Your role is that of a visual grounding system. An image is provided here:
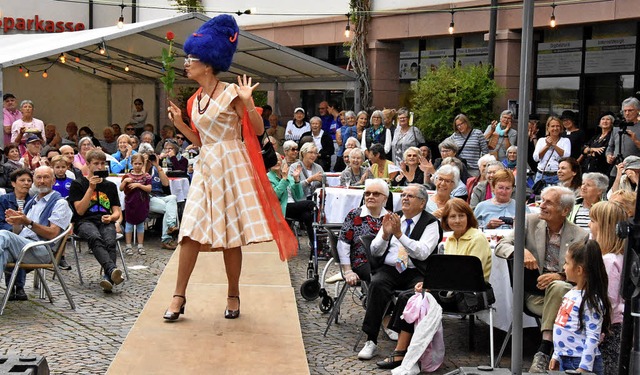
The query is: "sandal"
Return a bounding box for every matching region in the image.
[375,350,406,369]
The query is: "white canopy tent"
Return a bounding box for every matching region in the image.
[0,12,358,146]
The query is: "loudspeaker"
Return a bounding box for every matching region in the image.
[0,355,49,375]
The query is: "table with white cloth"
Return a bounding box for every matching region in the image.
[325,173,341,187]
[106,175,190,210]
[441,229,539,332]
[318,187,436,224]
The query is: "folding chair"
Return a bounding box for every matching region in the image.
[423,254,497,368]
[68,232,130,285]
[1,225,74,315]
[323,228,368,336]
[495,257,542,367]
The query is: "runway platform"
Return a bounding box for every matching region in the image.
[107,242,309,374]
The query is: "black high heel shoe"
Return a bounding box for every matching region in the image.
[224,296,240,319]
[163,295,186,321]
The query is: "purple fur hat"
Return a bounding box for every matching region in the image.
[184,15,239,73]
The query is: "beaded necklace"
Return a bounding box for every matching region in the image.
[197,80,220,115]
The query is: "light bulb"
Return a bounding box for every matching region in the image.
[344,24,351,38]
[25,71,30,78]
[75,57,81,63]
[42,70,48,78]
[449,22,455,34]
[117,15,124,29]
[59,53,66,63]
[550,15,556,28]
[99,46,106,55]
[19,66,23,73]
[124,65,130,72]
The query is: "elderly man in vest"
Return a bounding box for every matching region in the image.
[0,166,72,299]
[357,183,442,360]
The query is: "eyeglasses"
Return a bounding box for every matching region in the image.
[364,191,384,197]
[176,136,184,140]
[289,148,298,151]
[436,177,454,184]
[398,116,408,121]
[126,128,135,131]
[184,56,200,65]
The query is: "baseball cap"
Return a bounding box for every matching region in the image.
[3,93,16,101]
[26,135,42,144]
[294,107,305,115]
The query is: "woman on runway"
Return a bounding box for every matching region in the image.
[164,15,296,321]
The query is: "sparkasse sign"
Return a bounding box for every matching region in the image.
[1,15,86,33]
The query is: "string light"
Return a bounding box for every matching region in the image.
[236,8,255,16]
[99,42,106,55]
[448,11,455,34]
[42,70,48,78]
[344,13,351,38]
[24,70,30,78]
[59,53,66,63]
[75,56,81,63]
[19,66,23,73]
[124,65,130,72]
[550,2,557,28]
[117,1,125,28]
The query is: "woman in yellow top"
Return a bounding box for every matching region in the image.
[442,198,492,281]
[368,143,398,181]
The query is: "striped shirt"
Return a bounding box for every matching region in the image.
[447,129,489,170]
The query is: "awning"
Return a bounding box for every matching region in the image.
[0,12,357,91]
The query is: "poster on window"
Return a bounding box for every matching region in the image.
[456,47,489,67]
[537,40,582,76]
[419,49,454,77]
[585,37,636,74]
[399,51,419,80]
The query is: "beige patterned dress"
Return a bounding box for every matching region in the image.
[178,84,273,250]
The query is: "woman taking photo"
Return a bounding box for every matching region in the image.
[581,114,613,175]
[473,169,525,229]
[533,116,571,184]
[446,113,489,177]
[392,146,425,186]
[164,15,296,321]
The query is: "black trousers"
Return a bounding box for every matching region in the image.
[76,221,117,276]
[285,200,316,245]
[362,265,423,342]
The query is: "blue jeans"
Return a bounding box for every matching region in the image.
[124,222,145,234]
[534,172,559,185]
[558,355,603,375]
[0,231,50,289]
[149,195,178,243]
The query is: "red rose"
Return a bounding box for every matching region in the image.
[166,31,175,41]
[345,231,353,241]
[353,216,363,226]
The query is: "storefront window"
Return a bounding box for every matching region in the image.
[536,76,580,124]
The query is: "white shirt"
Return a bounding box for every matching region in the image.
[533,137,571,172]
[371,212,440,269]
[285,121,310,142]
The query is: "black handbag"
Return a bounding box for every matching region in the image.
[261,137,278,170]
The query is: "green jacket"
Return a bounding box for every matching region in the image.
[267,171,305,215]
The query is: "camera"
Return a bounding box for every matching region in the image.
[148,154,157,162]
[94,170,109,178]
[498,216,514,225]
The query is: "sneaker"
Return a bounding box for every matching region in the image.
[58,257,72,270]
[529,351,550,373]
[161,240,178,250]
[125,246,134,256]
[110,268,124,285]
[100,277,113,292]
[384,327,399,341]
[137,246,146,255]
[357,340,378,360]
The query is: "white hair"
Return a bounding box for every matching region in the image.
[477,153,497,169]
[435,164,460,185]
[364,178,389,197]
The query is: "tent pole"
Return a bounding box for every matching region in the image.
[274,80,280,117]
[107,81,113,126]
[513,0,535,374]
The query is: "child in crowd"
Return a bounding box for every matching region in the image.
[589,201,627,374]
[119,154,151,255]
[550,240,611,375]
[51,155,73,197]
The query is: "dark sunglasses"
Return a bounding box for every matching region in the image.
[176,136,184,140]
[290,148,298,151]
[126,128,135,131]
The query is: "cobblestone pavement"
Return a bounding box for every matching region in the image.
[0,233,538,374]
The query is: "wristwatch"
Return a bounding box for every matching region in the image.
[26,220,34,229]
